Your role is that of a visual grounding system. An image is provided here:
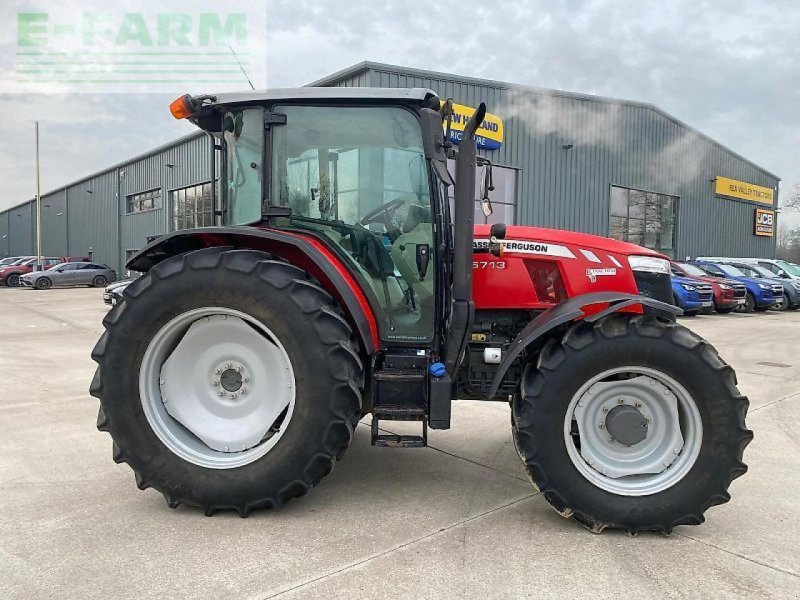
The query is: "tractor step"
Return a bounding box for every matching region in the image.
[371,406,427,448]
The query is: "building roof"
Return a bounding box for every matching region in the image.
[311,61,780,181]
[210,87,436,105]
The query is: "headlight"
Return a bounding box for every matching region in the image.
[718,284,732,290]
[758,283,769,290]
[680,283,697,291]
[629,255,670,274]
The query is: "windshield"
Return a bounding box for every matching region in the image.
[270,104,435,343]
[741,264,773,278]
[677,263,706,277]
[777,260,800,276]
[719,264,746,277]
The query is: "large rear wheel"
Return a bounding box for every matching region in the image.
[91,248,364,516]
[512,314,752,534]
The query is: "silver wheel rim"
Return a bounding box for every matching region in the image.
[564,366,702,496]
[139,307,296,469]
[38,278,51,289]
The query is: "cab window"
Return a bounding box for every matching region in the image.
[270,105,435,343]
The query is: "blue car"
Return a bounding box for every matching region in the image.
[691,261,778,312]
[671,275,714,316]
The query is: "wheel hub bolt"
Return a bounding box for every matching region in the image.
[608,437,615,443]
[225,363,231,369]
[217,391,224,397]
[212,381,219,386]
[602,407,609,412]
[617,398,624,404]
[214,369,220,375]
[598,423,605,429]
[634,401,642,408]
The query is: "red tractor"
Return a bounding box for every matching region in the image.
[92,89,752,533]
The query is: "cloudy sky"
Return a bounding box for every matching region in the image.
[1,0,798,227]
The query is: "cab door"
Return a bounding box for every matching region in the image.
[268,104,438,345]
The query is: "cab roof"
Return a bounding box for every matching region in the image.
[208,87,437,107]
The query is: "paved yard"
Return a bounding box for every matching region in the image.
[0,287,798,599]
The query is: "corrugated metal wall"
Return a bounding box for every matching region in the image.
[67,172,119,268]
[322,64,779,259]
[8,201,34,256]
[120,133,212,260]
[0,211,9,258]
[40,190,68,257]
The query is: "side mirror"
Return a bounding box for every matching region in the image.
[480,198,493,217]
[781,272,790,279]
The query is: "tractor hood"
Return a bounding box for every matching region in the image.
[473,224,667,259]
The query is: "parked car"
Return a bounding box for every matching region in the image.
[726,262,800,311]
[0,256,32,267]
[671,274,714,316]
[670,261,746,313]
[691,261,780,312]
[697,256,800,282]
[103,278,133,305]
[20,262,116,290]
[0,257,61,287]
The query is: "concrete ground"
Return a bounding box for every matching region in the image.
[0,287,798,600]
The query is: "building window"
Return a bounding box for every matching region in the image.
[172,182,213,230]
[446,161,518,225]
[126,188,162,213]
[609,186,677,255]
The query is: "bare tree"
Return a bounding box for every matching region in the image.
[782,182,800,211]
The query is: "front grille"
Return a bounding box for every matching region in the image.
[732,284,746,299]
[633,271,672,305]
[695,283,713,302]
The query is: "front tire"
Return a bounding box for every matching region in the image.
[512,314,752,534]
[91,248,364,516]
[92,275,108,287]
[773,293,789,311]
[35,277,52,290]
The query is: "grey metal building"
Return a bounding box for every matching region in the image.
[0,61,780,273]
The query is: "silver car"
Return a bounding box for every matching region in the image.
[21,262,117,290]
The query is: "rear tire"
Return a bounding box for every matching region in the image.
[6,273,20,287]
[91,248,364,516]
[511,314,752,534]
[35,277,52,290]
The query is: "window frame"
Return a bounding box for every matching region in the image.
[170,181,214,231]
[125,187,163,214]
[608,184,679,255]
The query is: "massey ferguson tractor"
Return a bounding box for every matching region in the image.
[91,88,752,533]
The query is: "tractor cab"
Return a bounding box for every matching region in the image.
[170,89,465,348]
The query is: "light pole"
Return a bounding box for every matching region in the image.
[35,121,42,270]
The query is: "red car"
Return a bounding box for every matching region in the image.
[0,256,90,287]
[670,261,746,313]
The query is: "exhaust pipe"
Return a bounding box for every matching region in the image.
[444,102,486,374]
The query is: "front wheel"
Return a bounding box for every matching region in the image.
[35,277,52,290]
[92,275,108,287]
[91,248,364,516]
[773,293,789,311]
[512,314,752,534]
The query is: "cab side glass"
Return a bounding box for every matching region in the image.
[223,107,264,225]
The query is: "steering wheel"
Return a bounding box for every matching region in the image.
[359,197,407,227]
